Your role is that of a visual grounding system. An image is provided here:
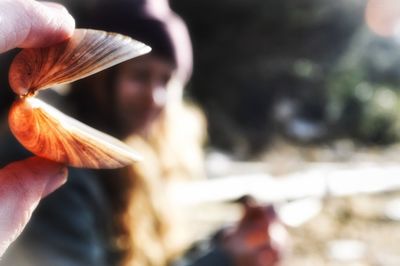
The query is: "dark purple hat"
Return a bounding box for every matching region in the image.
[82,0,193,84]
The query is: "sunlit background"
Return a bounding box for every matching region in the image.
[171,1,400,265]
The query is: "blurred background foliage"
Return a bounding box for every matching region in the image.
[169,0,400,156]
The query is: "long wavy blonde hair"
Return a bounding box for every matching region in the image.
[115,78,206,266]
[67,64,204,265]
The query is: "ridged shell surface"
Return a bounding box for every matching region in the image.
[9,97,142,168]
[9,29,151,95]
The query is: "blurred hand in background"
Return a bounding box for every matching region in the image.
[221,197,288,266]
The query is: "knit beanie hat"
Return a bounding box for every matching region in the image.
[81,0,193,84]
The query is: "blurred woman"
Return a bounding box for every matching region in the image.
[70,2,206,264]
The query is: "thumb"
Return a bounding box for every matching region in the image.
[0,0,75,53]
[0,156,67,256]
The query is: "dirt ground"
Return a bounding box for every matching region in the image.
[284,192,400,266]
[181,141,400,266]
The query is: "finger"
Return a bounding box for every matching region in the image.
[0,0,75,53]
[0,156,67,256]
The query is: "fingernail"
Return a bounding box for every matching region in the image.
[40,2,76,37]
[42,167,68,197]
[40,2,67,11]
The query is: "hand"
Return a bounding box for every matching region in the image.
[222,229,280,266]
[221,197,287,266]
[0,0,74,256]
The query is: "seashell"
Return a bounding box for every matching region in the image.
[9,97,142,168]
[9,29,151,96]
[7,29,150,168]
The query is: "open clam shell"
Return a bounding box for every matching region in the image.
[9,97,142,169]
[7,28,151,169]
[9,29,151,96]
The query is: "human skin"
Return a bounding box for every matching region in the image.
[0,0,75,53]
[221,198,283,266]
[114,54,174,136]
[0,0,74,256]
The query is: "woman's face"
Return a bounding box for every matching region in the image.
[115,54,175,135]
